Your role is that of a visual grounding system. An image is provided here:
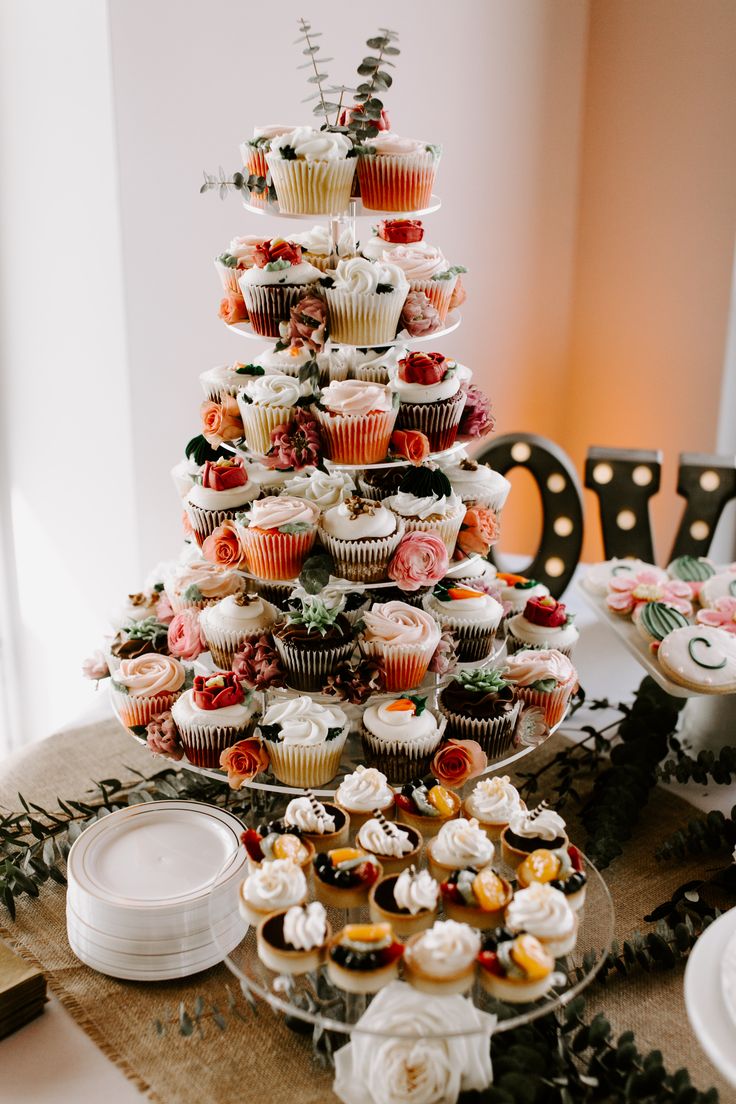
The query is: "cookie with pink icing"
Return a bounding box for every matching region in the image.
[657,626,736,694]
[606,570,693,618]
[696,597,736,636]
[699,570,736,609]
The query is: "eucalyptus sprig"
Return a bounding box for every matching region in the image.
[199,166,276,204]
[294,18,338,128]
[345,29,400,144]
[658,745,736,787]
[655,805,736,861]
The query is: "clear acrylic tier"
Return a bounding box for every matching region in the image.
[224,309,461,347]
[241,194,442,220]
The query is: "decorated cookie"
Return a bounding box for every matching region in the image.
[606,571,693,618]
[583,558,667,596]
[657,626,736,694]
[633,601,690,649]
[696,597,736,636]
[666,555,716,597]
[699,571,736,609]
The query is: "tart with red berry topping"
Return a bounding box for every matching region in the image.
[241,821,315,875]
[477,928,555,1002]
[516,846,587,911]
[327,922,404,994]
[312,848,382,909]
[440,867,513,930]
[394,776,461,840]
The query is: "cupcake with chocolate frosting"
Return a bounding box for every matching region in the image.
[273,597,354,692]
[361,695,444,784]
[438,668,521,758]
[424,579,503,662]
[199,593,278,670]
[384,465,466,557]
[390,352,467,451]
[318,494,404,582]
[357,464,406,502]
[110,617,170,662]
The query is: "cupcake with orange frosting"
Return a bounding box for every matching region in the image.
[356,134,441,212]
[311,379,398,465]
[238,496,320,581]
[358,600,441,691]
[171,671,255,768]
[110,654,187,728]
[496,574,551,616]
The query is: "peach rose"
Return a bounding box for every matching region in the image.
[167,608,205,661]
[182,509,194,538]
[218,292,248,325]
[201,394,244,448]
[456,507,501,558]
[390,429,430,466]
[430,738,487,789]
[202,520,248,569]
[220,738,269,790]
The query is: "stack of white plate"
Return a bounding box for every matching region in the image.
[66,800,248,981]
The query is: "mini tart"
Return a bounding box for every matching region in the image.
[500,824,569,870]
[334,798,395,834]
[326,923,404,994]
[395,782,461,840]
[426,835,494,884]
[241,826,316,876]
[287,803,351,854]
[440,868,513,931]
[237,880,307,928]
[477,930,555,1003]
[256,909,331,975]
[461,793,527,843]
[312,848,383,910]
[516,847,587,912]
[356,823,423,877]
[368,874,438,937]
[402,931,477,996]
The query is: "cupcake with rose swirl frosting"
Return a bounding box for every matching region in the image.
[335,765,395,831]
[424,578,503,662]
[369,866,440,936]
[361,695,444,784]
[312,379,399,465]
[323,257,409,346]
[505,883,578,957]
[283,466,356,511]
[236,371,312,455]
[171,671,255,768]
[438,668,521,757]
[238,858,307,927]
[199,593,278,670]
[383,243,463,322]
[266,127,356,215]
[110,654,186,728]
[318,495,404,583]
[462,776,526,841]
[390,352,467,451]
[503,649,578,728]
[358,600,441,691]
[256,902,331,976]
[282,796,350,853]
[257,695,348,788]
[238,239,321,338]
[356,816,422,875]
[272,596,354,692]
[356,134,442,213]
[384,465,466,558]
[163,560,245,613]
[501,806,568,868]
[426,816,495,882]
[238,495,320,581]
[403,918,480,995]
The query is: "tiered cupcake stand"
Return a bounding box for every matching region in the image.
[111,190,615,1052]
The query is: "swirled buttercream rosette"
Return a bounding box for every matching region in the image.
[323,258,409,346]
[358,601,441,692]
[236,372,311,455]
[258,695,349,788]
[110,653,187,728]
[239,496,319,581]
[356,133,442,212]
[503,648,578,729]
[266,127,356,215]
[311,379,398,465]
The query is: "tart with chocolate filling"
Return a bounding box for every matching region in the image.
[256,902,331,975]
[327,922,404,993]
[312,847,382,909]
[368,867,439,937]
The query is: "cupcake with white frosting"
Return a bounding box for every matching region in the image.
[361,695,444,784]
[283,795,350,853]
[256,902,331,975]
[384,465,466,557]
[110,654,186,728]
[424,578,503,662]
[184,457,256,546]
[505,882,578,957]
[163,560,245,613]
[403,918,480,995]
[236,371,312,455]
[503,649,578,728]
[369,866,440,936]
[323,257,409,346]
[356,816,422,875]
[506,597,579,658]
[439,450,512,512]
[345,344,406,385]
[198,593,278,669]
[171,671,255,768]
[425,817,495,882]
[311,379,398,465]
[238,858,307,927]
[240,124,297,196]
[356,134,441,213]
[335,765,395,831]
[318,494,404,582]
[238,239,321,338]
[496,574,551,616]
[243,461,294,500]
[462,775,526,841]
[501,805,568,868]
[358,600,441,691]
[266,127,356,215]
[238,496,320,581]
[214,234,266,306]
[284,467,356,511]
[199,361,252,402]
[257,694,348,788]
[390,352,467,452]
[292,223,356,272]
[253,343,347,388]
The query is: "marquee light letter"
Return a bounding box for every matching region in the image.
[669,452,736,560]
[584,447,662,561]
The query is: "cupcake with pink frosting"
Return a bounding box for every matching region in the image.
[370,239,462,323]
[358,600,441,691]
[356,134,442,212]
[239,495,320,581]
[184,457,256,547]
[503,649,578,728]
[163,560,245,613]
[110,653,186,728]
[311,379,398,465]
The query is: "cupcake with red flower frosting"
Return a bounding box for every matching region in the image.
[389,352,467,451]
[356,134,441,212]
[111,654,187,728]
[384,465,466,557]
[238,495,320,581]
[184,457,256,547]
[361,218,425,260]
[358,600,441,691]
[238,239,321,338]
[424,579,503,662]
[311,379,398,465]
[506,597,579,658]
[266,127,356,216]
[503,649,578,728]
[344,345,406,385]
[171,671,255,768]
[322,257,409,346]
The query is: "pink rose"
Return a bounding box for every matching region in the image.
[430,739,488,789]
[202,520,248,569]
[201,395,244,448]
[399,290,441,338]
[388,531,449,591]
[82,650,109,681]
[155,591,175,625]
[146,710,183,761]
[167,608,205,660]
[458,385,494,438]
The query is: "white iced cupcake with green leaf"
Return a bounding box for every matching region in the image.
[266,127,356,215]
[323,257,409,346]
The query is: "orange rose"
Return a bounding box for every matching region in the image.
[202,520,248,569]
[220,738,269,789]
[456,507,501,558]
[218,292,248,325]
[182,509,194,538]
[390,429,431,466]
[430,739,487,789]
[201,394,244,447]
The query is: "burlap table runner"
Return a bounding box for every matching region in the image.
[0,717,729,1102]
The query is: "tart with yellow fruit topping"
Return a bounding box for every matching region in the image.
[313,847,382,909]
[361,695,444,785]
[394,775,462,839]
[516,845,587,911]
[440,866,513,930]
[327,922,404,994]
[477,928,555,1002]
[241,820,315,875]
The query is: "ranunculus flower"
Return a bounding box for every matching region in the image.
[524,596,568,628]
[389,429,430,466]
[399,290,441,338]
[155,591,175,625]
[220,738,269,789]
[339,103,391,131]
[252,238,302,268]
[448,275,466,311]
[82,650,109,681]
[232,634,286,690]
[430,738,487,789]
[202,457,247,491]
[458,384,494,438]
[202,520,248,569]
[287,294,328,353]
[201,394,244,448]
[398,351,447,386]
[268,408,322,470]
[193,671,244,710]
[146,710,184,761]
[378,219,423,244]
[456,507,501,558]
[388,531,448,591]
[167,608,206,660]
[218,293,248,325]
[428,630,458,676]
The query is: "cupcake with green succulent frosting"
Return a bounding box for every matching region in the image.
[423,578,503,662]
[273,596,354,692]
[384,464,466,557]
[438,668,521,757]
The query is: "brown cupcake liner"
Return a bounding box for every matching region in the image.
[324,286,407,346]
[240,526,317,581]
[394,388,466,452]
[240,283,317,338]
[317,520,405,583]
[360,726,443,785]
[373,585,431,608]
[356,153,438,212]
[178,721,254,769]
[273,636,355,692]
[266,155,356,216]
[435,702,519,758]
[254,580,296,609]
[238,399,296,456]
[311,405,398,465]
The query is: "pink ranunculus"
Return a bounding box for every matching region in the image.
[399,290,441,338]
[155,591,175,625]
[428,630,458,676]
[387,531,449,592]
[146,710,184,761]
[167,608,205,660]
[82,650,109,681]
[696,597,736,635]
[458,384,494,438]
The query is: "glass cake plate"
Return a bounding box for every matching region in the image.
[224,309,461,347]
[240,194,443,220]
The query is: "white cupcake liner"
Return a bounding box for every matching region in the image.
[177,720,253,769]
[409,276,456,322]
[311,404,398,465]
[273,636,356,692]
[240,526,317,581]
[214,259,244,297]
[510,684,573,729]
[110,688,180,729]
[263,728,348,788]
[241,283,317,338]
[505,631,576,660]
[349,364,391,385]
[437,700,521,758]
[358,636,438,692]
[392,504,466,558]
[200,379,241,402]
[360,724,444,785]
[324,286,408,346]
[237,397,296,456]
[394,389,466,452]
[266,155,356,215]
[458,490,507,513]
[317,519,405,582]
[185,503,250,548]
[356,152,439,212]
